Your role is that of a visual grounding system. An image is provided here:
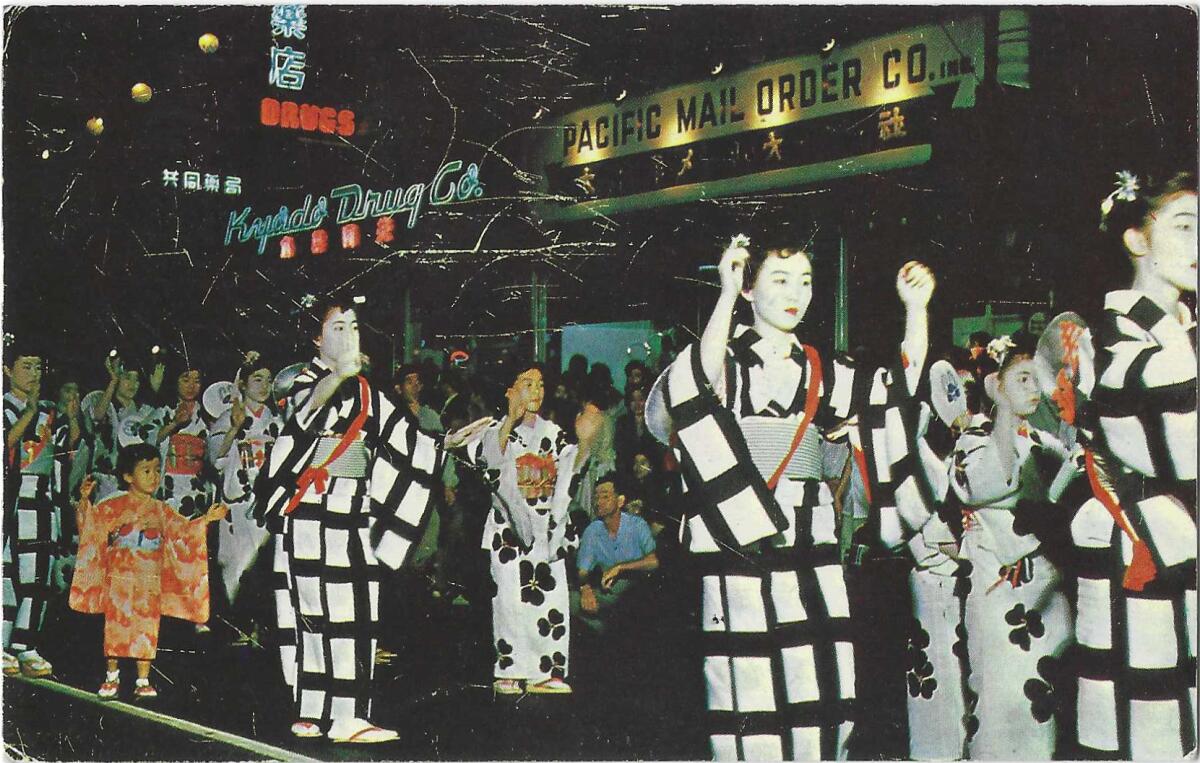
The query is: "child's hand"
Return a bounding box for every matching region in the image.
[204,503,230,523]
[78,475,97,507]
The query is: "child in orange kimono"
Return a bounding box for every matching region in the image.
[70,443,227,699]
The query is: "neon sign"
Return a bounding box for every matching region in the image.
[269,5,308,91]
[162,168,241,194]
[224,160,485,254]
[261,97,355,136]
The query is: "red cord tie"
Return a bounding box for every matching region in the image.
[283,376,370,516]
[766,345,822,492]
[1084,448,1156,591]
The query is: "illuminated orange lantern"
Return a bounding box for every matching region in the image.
[279,236,296,259]
[341,224,361,250]
[311,229,328,255]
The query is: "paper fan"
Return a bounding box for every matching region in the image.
[929,360,968,428]
[202,381,237,421]
[1035,312,1095,428]
[644,368,674,446]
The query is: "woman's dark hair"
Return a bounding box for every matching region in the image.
[237,353,273,389]
[742,246,813,292]
[116,443,161,488]
[308,296,357,340]
[967,331,992,349]
[998,332,1039,377]
[506,359,543,388]
[1101,168,1197,235]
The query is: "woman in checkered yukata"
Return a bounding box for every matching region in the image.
[652,234,933,760]
[1069,168,1196,759]
[2,337,74,679]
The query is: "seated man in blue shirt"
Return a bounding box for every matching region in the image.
[572,472,658,633]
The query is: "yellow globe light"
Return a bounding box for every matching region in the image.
[131,82,153,103]
[198,33,219,54]
[86,117,104,136]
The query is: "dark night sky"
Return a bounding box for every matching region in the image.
[2,5,1196,389]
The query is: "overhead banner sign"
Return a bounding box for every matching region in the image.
[553,16,984,168]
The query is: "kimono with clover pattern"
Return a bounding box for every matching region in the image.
[467,416,585,682]
[950,416,1075,759]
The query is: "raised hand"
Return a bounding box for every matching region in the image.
[505,384,528,423]
[896,261,935,309]
[334,350,362,380]
[204,503,230,523]
[445,416,495,449]
[229,398,247,430]
[79,475,97,504]
[574,403,604,448]
[150,362,166,393]
[718,242,751,300]
[105,355,121,381]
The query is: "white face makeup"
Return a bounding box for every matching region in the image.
[315,307,360,366]
[997,357,1042,419]
[744,252,814,334]
[1134,191,1198,295]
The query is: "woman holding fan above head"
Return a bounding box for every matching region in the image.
[648,234,934,760]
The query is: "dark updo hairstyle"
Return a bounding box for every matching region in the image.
[307,295,358,341]
[116,443,162,488]
[741,245,813,293]
[238,352,272,386]
[980,332,1039,411]
[1099,167,1196,236]
[997,331,1039,376]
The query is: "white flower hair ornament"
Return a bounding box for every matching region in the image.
[986,335,1017,366]
[729,233,750,249]
[1099,170,1140,229]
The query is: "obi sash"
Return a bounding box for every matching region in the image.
[737,416,823,482]
[167,433,205,476]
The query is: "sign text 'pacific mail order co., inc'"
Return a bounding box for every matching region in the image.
[554,16,984,168]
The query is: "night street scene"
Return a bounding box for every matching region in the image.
[1,4,1196,761]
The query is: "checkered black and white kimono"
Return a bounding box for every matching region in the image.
[1072,290,1196,759]
[254,359,445,729]
[3,393,70,655]
[661,326,921,761]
